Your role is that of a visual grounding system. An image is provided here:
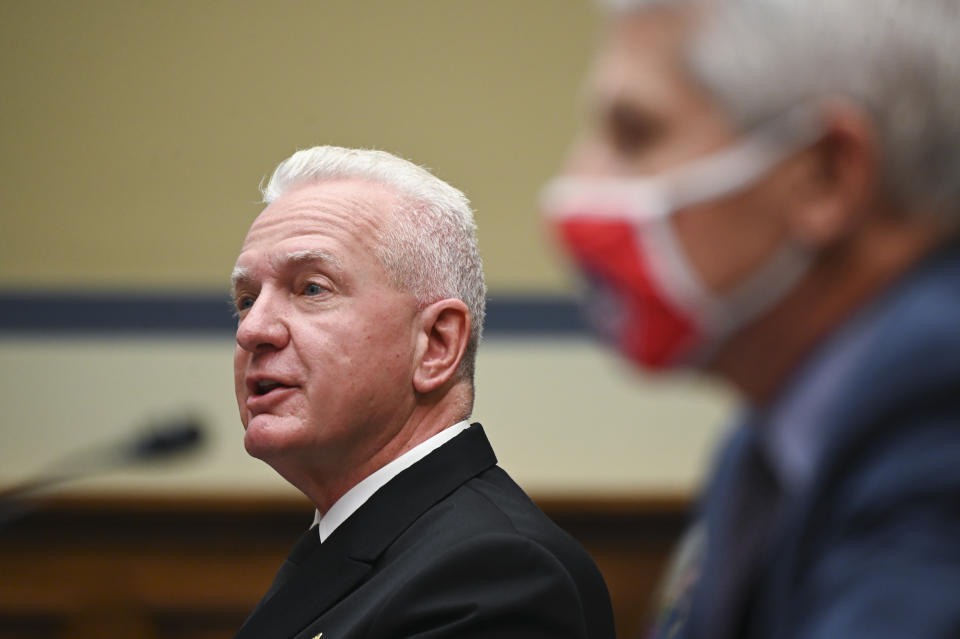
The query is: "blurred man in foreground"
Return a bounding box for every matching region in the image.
[230,146,613,639]
[542,0,960,637]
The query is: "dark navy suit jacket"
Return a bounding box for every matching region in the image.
[235,424,615,639]
[680,244,960,639]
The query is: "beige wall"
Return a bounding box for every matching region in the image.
[0,336,732,497]
[1,0,598,292]
[0,1,734,498]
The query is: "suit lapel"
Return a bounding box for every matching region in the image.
[331,423,497,561]
[689,425,782,639]
[235,423,498,639]
[252,526,323,614]
[234,542,371,639]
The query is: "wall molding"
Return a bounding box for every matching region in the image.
[0,291,588,336]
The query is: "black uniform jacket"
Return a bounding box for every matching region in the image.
[235,423,615,639]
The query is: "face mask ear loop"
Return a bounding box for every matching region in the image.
[680,104,823,358]
[653,104,827,364]
[661,103,825,212]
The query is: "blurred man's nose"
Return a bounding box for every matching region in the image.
[564,132,620,178]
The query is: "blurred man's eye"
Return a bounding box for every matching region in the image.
[607,103,663,155]
[304,283,327,296]
[232,295,255,320]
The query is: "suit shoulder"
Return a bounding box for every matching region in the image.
[377,467,615,638]
[432,466,574,543]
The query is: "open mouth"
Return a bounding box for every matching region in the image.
[252,379,292,396]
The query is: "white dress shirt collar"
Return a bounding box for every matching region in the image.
[312,420,472,542]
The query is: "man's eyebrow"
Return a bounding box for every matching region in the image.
[230,250,344,294]
[230,266,252,293]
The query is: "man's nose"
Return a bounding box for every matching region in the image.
[565,134,620,177]
[236,291,290,352]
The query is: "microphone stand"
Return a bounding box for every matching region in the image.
[0,416,205,531]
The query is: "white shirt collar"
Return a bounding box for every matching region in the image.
[311,420,472,542]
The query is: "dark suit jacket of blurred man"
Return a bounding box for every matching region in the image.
[679,243,960,639]
[235,424,616,639]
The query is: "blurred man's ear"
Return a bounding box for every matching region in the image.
[785,100,880,248]
[413,299,471,394]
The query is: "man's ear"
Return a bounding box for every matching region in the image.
[413,299,471,394]
[784,100,880,248]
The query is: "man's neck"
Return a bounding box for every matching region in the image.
[312,420,473,541]
[708,216,946,406]
[293,383,473,513]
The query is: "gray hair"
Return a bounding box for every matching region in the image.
[262,146,487,383]
[607,0,960,222]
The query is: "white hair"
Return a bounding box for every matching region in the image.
[262,146,487,382]
[606,0,960,222]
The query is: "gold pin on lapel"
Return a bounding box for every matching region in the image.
[311,634,323,639]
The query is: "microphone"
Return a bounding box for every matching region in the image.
[0,414,205,524]
[124,415,204,462]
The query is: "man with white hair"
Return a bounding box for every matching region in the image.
[232,146,614,639]
[542,0,960,637]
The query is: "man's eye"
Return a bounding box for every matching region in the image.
[304,283,327,296]
[607,104,663,156]
[236,296,255,312]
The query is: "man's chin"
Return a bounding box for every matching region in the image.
[243,414,302,460]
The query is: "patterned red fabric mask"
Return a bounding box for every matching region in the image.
[542,107,821,370]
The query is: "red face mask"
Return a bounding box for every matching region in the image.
[542,107,821,370]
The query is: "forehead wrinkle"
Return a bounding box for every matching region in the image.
[273,248,344,273]
[237,181,399,281]
[282,182,397,223]
[249,190,394,246]
[312,191,396,247]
